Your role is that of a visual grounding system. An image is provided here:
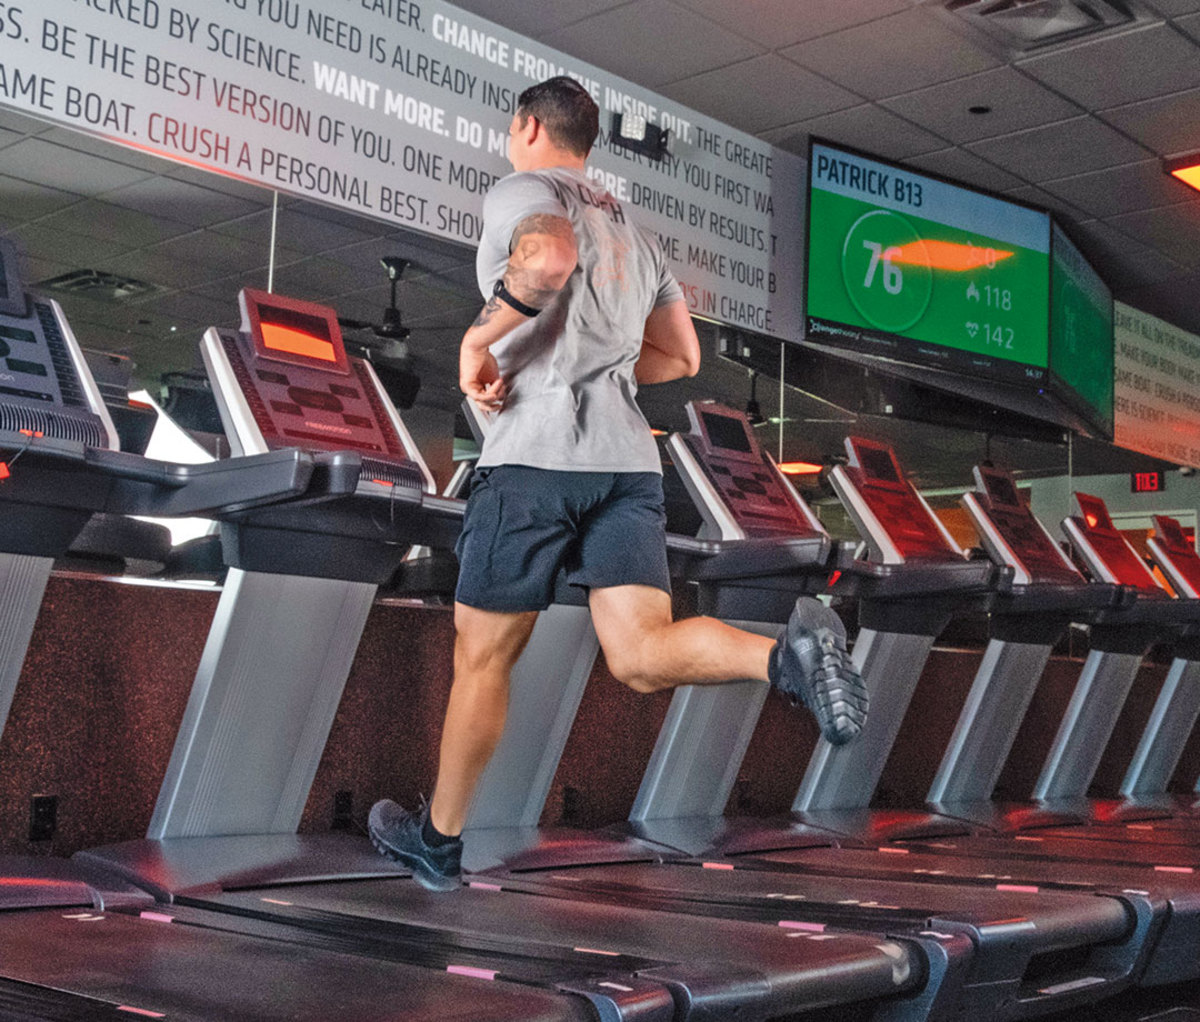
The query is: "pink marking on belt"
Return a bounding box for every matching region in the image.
[448,965,497,981]
[779,920,826,932]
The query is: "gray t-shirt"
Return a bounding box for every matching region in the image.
[474,166,683,474]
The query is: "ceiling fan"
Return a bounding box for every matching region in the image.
[337,256,421,409]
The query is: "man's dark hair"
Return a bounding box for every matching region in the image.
[516,76,599,158]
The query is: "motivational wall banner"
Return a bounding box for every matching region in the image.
[0,0,803,338]
[1114,301,1200,470]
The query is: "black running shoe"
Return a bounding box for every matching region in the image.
[768,597,868,745]
[368,800,462,893]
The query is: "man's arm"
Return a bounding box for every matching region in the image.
[460,213,577,411]
[635,300,701,384]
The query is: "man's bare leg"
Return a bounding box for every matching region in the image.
[428,602,539,836]
[589,584,867,743]
[588,585,772,691]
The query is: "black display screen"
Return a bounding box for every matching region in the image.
[701,410,753,453]
[859,445,900,483]
[985,473,1021,508]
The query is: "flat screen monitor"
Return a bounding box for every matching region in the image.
[806,139,1051,388]
[978,465,1022,510]
[699,409,754,455]
[240,288,350,376]
[1050,223,1113,439]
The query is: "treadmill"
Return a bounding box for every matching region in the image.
[730,466,1200,987]
[77,293,930,1022]
[0,274,614,1021]
[462,417,1165,1019]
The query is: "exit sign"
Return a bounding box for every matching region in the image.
[1131,471,1166,493]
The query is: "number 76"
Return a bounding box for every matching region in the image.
[863,241,903,295]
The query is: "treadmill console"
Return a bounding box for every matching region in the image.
[1148,515,1200,598]
[963,465,1083,586]
[831,437,962,564]
[673,401,825,540]
[1064,492,1162,594]
[0,238,115,449]
[202,289,433,492]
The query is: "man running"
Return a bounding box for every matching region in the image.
[370,76,867,891]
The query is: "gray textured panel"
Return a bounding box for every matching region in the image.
[104,175,267,226]
[1108,203,1200,266]
[674,0,909,48]
[966,116,1150,181]
[631,620,777,821]
[543,0,763,88]
[764,103,947,160]
[664,56,860,133]
[0,554,52,745]
[465,604,600,830]
[1100,86,1200,153]
[1145,0,1200,15]
[0,138,153,195]
[1003,183,1087,222]
[1041,159,1198,217]
[928,641,1052,804]
[1018,23,1200,110]
[150,569,377,839]
[793,629,936,812]
[35,200,191,248]
[905,148,1026,193]
[0,173,82,221]
[1033,651,1142,801]
[881,67,1082,144]
[782,8,1000,99]
[1122,658,1200,795]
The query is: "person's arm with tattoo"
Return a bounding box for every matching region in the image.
[460,213,577,411]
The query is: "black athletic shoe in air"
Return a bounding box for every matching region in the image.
[368,799,462,893]
[768,597,868,745]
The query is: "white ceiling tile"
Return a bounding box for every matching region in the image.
[763,103,949,160]
[38,200,193,248]
[1003,183,1087,223]
[104,176,267,228]
[1100,87,1200,156]
[672,0,909,48]
[1106,203,1200,266]
[0,138,153,195]
[7,222,134,268]
[781,8,1001,100]
[965,116,1149,181]
[904,148,1026,193]
[1017,23,1200,110]
[1040,159,1196,217]
[38,127,169,173]
[543,0,764,89]
[881,67,1082,144]
[0,108,52,136]
[0,173,84,222]
[663,55,860,132]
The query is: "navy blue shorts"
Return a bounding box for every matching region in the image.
[454,465,672,612]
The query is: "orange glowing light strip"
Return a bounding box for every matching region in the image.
[889,240,1014,272]
[1170,163,1200,192]
[777,461,823,475]
[260,321,336,362]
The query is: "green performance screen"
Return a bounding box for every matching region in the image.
[806,141,1051,386]
[1050,223,1114,439]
